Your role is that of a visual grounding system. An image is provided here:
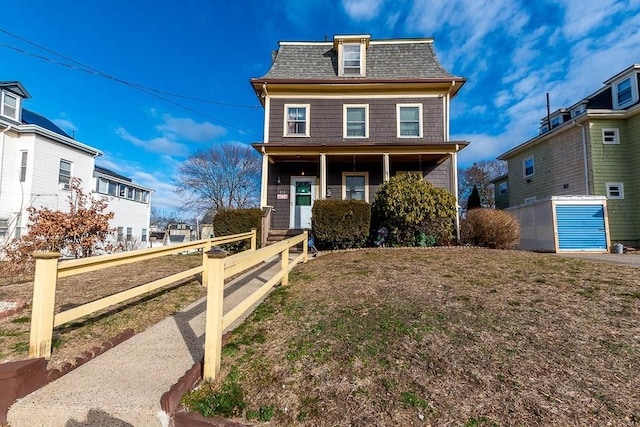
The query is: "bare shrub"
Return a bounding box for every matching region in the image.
[461,208,520,249]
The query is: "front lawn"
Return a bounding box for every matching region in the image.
[184,247,640,425]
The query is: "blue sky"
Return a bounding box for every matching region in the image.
[3,0,640,214]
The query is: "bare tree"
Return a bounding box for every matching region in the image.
[174,142,261,213]
[150,207,181,230]
[458,160,507,211]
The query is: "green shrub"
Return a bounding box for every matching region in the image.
[371,174,457,247]
[312,200,371,250]
[212,208,262,252]
[460,208,520,249]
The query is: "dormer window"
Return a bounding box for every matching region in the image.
[1,91,19,121]
[343,44,361,76]
[334,35,369,77]
[613,74,638,109]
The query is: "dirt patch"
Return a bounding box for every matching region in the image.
[184,247,640,426]
[0,253,206,369]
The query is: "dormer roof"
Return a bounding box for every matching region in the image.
[0,81,31,99]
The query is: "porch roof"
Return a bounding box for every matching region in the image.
[252,140,468,156]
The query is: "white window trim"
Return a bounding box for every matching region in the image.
[343,104,369,138]
[58,159,72,190]
[283,104,310,137]
[606,182,624,199]
[341,171,369,202]
[613,74,638,109]
[338,42,366,77]
[396,103,423,138]
[523,156,535,178]
[1,90,20,121]
[602,128,620,145]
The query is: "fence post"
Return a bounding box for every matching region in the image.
[201,239,212,288]
[29,252,60,359]
[203,247,227,381]
[303,230,309,263]
[281,247,289,286]
[250,228,257,251]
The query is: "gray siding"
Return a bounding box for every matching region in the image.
[269,97,444,143]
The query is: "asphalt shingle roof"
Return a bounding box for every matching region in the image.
[21,108,71,138]
[261,40,459,81]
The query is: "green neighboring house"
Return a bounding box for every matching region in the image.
[497,64,640,246]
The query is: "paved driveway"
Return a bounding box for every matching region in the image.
[556,252,640,267]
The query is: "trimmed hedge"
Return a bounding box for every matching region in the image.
[460,208,520,249]
[212,208,262,252]
[312,200,371,250]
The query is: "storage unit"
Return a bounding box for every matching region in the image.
[507,196,610,252]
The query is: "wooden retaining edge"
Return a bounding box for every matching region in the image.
[0,329,135,424]
[162,331,251,427]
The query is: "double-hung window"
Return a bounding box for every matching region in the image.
[523,156,534,178]
[1,91,19,120]
[19,151,27,182]
[342,172,369,202]
[344,105,368,138]
[606,183,624,199]
[602,128,619,144]
[616,78,632,107]
[59,160,72,189]
[342,44,362,76]
[397,104,423,137]
[284,104,310,137]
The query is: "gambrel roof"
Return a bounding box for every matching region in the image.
[255,37,463,82]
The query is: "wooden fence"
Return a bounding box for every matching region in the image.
[202,231,308,380]
[29,230,258,359]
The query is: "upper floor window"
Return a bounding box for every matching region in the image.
[397,104,423,138]
[613,75,638,109]
[344,105,368,138]
[59,159,72,189]
[342,44,362,76]
[1,91,19,121]
[284,104,309,137]
[19,151,28,182]
[602,128,620,144]
[523,156,534,178]
[606,182,624,199]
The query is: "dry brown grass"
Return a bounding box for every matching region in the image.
[185,247,640,426]
[0,253,206,369]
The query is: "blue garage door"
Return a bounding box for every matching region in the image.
[555,204,607,251]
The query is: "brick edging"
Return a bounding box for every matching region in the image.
[163,331,251,427]
[0,300,26,321]
[0,328,135,424]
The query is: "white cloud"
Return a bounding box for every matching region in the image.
[156,114,226,142]
[342,0,385,20]
[116,127,189,157]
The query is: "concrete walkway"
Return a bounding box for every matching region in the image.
[7,256,287,427]
[555,252,640,267]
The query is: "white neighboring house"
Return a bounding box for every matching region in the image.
[0,81,152,248]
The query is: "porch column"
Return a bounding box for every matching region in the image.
[320,153,327,199]
[383,153,390,182]
[260,153,269,208]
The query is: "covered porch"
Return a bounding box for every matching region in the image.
[253,142,467,232]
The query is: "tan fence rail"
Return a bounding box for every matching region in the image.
[203,230,308,380]
[29,230,258,359]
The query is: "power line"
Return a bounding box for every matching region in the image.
[0,28,262,136]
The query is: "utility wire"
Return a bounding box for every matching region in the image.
[0,28,262,136]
